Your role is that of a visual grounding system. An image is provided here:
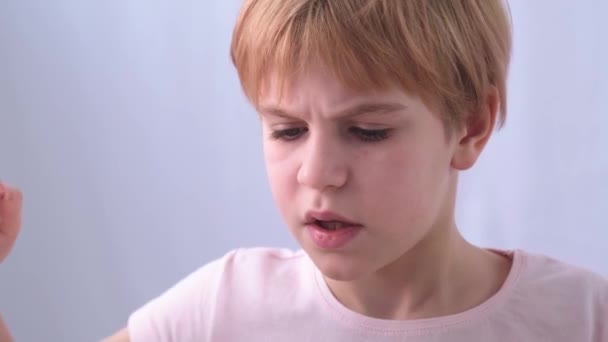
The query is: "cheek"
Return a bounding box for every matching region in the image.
[263,141,298,211]
[358,145,449,228]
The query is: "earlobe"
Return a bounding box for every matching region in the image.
[451,87,499,170]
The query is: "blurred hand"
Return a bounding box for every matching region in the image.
[0,314,11,342]
[0,182,22,264]
[0,182,21,342]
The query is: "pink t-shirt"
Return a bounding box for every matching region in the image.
[128,248,608,341]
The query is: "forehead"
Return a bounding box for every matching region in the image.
[258,66,418,111]
[255,72,447,128]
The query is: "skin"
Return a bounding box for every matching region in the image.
[258,66,511,319]
[0,183,22,342]
[2,65,511,340]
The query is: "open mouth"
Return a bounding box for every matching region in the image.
[304,210,362,232]
[305,212,363,249]
[315,220,352,231]
[304,211,363,250]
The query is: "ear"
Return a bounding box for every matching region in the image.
[451,87,499,170]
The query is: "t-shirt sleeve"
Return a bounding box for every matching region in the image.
[127,250,237,342]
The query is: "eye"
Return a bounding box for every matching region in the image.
[349,127,391,143]
[270,127,308,141]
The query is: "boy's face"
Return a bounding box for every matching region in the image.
[258,67,462,281]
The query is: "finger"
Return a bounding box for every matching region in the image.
[0,183,22,264]
[4,187,23,209]
[0,182,5,200]
[0,183,23,204]
[0,314,13,342]
[0,185,22,229]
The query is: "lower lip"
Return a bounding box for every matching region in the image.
[306,224,361,249]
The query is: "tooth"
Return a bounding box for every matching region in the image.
[321,221,343,230]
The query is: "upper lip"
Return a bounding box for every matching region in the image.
[304,210,361,226]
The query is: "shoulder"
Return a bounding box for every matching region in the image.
[482,250,607,340]
[217,247,315,295]
[157,247,311,301]
[516,250,608,299]
[160,247,309,286]
[207,247,312,285]
[501,250,608,337]
[127,247,312,341]
[226,246,309,267]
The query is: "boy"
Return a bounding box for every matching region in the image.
[2,0,607,341]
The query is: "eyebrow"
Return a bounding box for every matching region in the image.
[258,101,407,119]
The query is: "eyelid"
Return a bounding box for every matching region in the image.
[268,123,393,143]
[270,126,308,141]
[349,126,392,142]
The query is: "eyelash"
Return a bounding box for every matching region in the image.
[270,127,391,143]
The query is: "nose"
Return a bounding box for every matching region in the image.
[296,133,348,191]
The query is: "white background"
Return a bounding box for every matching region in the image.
[0,1,606,341]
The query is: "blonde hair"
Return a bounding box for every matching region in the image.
[230,0,512,131]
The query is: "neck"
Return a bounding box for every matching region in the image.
[324,220,511,320]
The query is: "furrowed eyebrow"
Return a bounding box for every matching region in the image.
[339,102,407,118]
[258,107,293,119]
[259,101,407,119]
